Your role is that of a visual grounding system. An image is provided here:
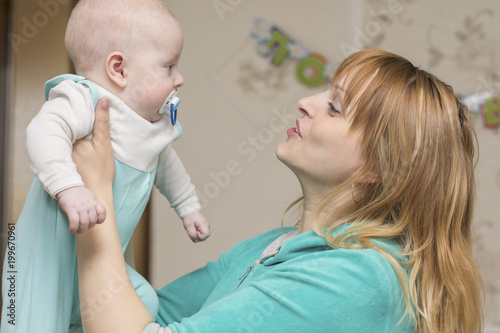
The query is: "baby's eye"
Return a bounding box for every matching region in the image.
[165,65,173,70]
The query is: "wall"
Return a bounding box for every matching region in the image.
[150,0,500,329]
[8,0,73,221]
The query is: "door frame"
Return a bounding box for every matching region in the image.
[0,0,14,312]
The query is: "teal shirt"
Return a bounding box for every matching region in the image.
[146,227,415,333]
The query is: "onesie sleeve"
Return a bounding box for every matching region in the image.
[154,145,201,218]
[26,80,95,197]
[161,250,409,333]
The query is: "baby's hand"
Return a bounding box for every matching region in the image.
[56,186,106,234]
[182,211,210,243]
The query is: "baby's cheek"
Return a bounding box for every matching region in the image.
[141,93,164,111]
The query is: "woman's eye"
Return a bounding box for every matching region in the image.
[328,101,340,114]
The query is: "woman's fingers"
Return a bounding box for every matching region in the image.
[92,98,111,149]
[72,98,116,188]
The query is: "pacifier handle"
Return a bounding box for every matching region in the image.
[159,90,181,126]
[170,103,177,125]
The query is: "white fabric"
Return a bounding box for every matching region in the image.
[254,229,299,265]
[26,79,200,218]
[145,323,170,333]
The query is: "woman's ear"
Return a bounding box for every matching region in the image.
[359,169,379,184]
[105,52,127,88]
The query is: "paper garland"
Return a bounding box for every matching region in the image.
[462,91,500,128]
[483,96,500,128]
[250,19,338,87]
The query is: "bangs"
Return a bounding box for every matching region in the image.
[331,50,418,144]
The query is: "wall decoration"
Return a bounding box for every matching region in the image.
[483,95,500,128]
[250,19,338,87]
[462,91,500,129]
[462,91,494,114]
[211,17,346,128]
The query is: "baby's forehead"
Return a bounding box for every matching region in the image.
[133,11,179,35]
[120,12,178,43]
[97,1,175,30]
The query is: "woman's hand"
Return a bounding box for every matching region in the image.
[72,98,115,194]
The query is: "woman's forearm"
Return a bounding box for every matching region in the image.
[76,187,153,333]
[73,98,153,332]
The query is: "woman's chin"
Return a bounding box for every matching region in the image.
[275,141,288,162]
[275,143,295,170]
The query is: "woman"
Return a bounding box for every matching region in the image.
[74,49,484,332]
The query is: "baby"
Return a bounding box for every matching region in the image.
[1,0,209,332]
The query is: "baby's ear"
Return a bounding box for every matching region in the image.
[106,52,127,88]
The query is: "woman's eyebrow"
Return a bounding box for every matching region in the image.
[334,84,345,93]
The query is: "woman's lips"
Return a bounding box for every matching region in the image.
[286,119,302,137]
[287,128,299,137]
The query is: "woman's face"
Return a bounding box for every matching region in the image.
[276,80,365,190]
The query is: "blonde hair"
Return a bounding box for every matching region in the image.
[288,49,483,332]
[65,0,173,73]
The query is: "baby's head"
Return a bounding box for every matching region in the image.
[65,0,184,122]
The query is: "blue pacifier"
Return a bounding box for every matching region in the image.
[159,90,181,125]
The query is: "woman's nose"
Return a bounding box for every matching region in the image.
[297,96,313,118]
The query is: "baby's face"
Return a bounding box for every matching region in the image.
[122,16,184,122]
